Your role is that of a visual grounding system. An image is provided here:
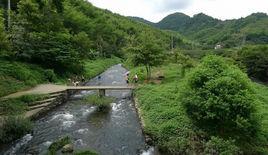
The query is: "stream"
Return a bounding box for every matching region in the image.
[1,64,159,155]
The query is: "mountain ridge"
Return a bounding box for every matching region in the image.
[129,12,268,48]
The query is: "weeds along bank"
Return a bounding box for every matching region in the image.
[133,56,268,154]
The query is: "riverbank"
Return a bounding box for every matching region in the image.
[0,57,121,145]
[132,63,268,154]
[1,64,148,155]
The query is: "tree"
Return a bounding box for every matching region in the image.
[0,9,10,53]
[173,49,195,77]
[182,55,258,141]
[237,45,268,82]
[126,32,166,79]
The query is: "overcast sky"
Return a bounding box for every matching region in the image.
[87,0,268,22]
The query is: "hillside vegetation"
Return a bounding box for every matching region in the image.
[134,56,268,154]
[0,0,186,73]
[132,12,268,48]
[0,0,188,96]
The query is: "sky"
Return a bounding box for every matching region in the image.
[87,0,268,22]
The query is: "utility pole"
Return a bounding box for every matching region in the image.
[8,0,11,29]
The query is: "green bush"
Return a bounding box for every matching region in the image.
[48,136,71,155]
[182,55,258,140]
[83,95,114,111]
[44,69,57,82]
[237,45,268,82]
[0,116,33,143]
[205,136,241,155]
[74,150,98,155]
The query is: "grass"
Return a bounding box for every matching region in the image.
[0,116,33,143]
[253,84,268,150]
[0,94,48,115]
[0,60,49,97]
[133,63,268,154]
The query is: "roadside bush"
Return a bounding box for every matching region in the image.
[182,55,258,140]
[0,116,33,143]
[205,136,241,155]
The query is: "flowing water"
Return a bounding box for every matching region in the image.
[1,64,159,155]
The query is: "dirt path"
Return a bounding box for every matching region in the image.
[3,84,68,98]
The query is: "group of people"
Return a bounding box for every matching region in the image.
[68,73,137,86]
[125,73,138,84]
[68,75,85,86]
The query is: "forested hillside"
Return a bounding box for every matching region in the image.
[131,12,268,48]
[0,0,187,74]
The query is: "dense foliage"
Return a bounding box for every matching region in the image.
[237,45,268,82]
[134,12,268,48]
[125,32,166,79]
[204,136,241,154]
[0,0,182,75]
[0,9,9,53]
[134,62,268,154]
[0,116,33,143]
[182,55,258,141]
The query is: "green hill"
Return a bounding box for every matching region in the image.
[131,12,268,48]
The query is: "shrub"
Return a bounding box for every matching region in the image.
[48,136,71,155]
[205,136,241,155]
[0,116,33,143]
[74,150,98,155]
[83,95,114,111]
[44,69,57,82]
[182,55,258,140]
[237,45,268,82]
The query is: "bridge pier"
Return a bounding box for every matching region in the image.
[99,89,105,98]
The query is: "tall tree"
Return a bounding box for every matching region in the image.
[126,32,166,79]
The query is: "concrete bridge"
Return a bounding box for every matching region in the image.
[67,85,135,97]
[1,84,135,121]
[4,84,135,98]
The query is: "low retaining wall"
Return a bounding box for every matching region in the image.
[27,91,69,120]
[133,97,153,145]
